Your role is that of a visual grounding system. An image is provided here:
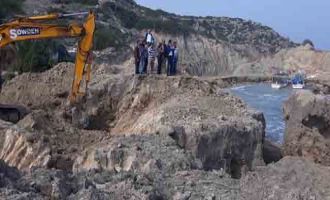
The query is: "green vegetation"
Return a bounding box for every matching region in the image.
[100,2,194,36]
[0,0,24,23]
[135,19,194,35]
[94,25,128,50]
[51,0,97,5]
[99,2,138,29]
[10,40,60,73]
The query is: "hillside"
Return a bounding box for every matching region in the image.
[17,0,302,76]
[23,0,296,52]
[1,0,329,77]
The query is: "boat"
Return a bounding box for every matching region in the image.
[271,82,287,89]
[271,73,289,89]
[291,74,305,89]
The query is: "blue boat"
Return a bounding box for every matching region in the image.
[291,74,305,89]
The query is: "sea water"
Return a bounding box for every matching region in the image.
[231,83,293,144]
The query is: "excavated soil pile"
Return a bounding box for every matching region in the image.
[1,62,329,199]
[0,61,265,199]
[0,63,74,110]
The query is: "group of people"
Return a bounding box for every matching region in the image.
[134,30,179,76]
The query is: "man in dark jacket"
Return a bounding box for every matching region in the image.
[139,42,148,74]
[157,41,165,74]
[166,40,173,76]
[134,40,141,74]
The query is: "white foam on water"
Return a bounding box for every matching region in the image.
[231,85,248,91]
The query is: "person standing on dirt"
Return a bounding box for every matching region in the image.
[139,42,148,74]
[134,40,141,74]
[157,41,165,74]
[145,30,154,46]
[148,44,157,74]
[173,41,179,75]
[166,40,176,76]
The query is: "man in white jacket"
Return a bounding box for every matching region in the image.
[145,30,154,46]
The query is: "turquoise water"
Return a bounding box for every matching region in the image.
[231,83,293,144]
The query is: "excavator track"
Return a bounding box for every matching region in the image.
[0,104,29,123]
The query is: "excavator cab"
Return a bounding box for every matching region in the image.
[0,11,96,123]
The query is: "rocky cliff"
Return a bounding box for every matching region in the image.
[247,44,330,76]
[283,90,330,166]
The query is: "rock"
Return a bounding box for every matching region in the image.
[240,157,330,200]
[168,126,187,148]
[263,140,282,164]
[283,91,330,165]
[73,134,196,175]
[0,120,51,171]
[4,155,330,200]
[0,160,20,188]
[166,170,240,199]
[173,192,192,200]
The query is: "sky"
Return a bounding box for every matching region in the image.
[135,0,330,50]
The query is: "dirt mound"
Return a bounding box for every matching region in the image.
[0,62,74,110]
[0,61,266,176]
[0,60,309,199]
[70,74,266,179]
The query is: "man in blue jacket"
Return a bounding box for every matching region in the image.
[166,40,175,76]
[173,41,179,75]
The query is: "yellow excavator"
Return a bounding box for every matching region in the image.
[0,11,96,122]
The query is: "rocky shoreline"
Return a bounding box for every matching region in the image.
[0,63,329,199]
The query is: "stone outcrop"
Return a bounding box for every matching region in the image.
[240,157,330,200]
[0,120,51,171]
[0,159,239,200]
[3,155,330,200]
[263,140,282,164]
[251,44,330,75]
[73,134,198,174]
[283,90,330,165]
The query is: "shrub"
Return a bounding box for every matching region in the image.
[94,25,126,50]
[0,0,24,23]
[100,2,138,29]
[135,18,194,35]
[302,39,314,48]
[50,0,97,5]
[10,40,59,73]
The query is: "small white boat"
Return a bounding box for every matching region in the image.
[271,82,288,89]
[292,83,305,89]
[271,73,289,89]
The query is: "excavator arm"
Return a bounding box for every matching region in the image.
[0,11,96,103]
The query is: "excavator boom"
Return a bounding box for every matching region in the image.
[0,11,96,122]
[0,11,95,102]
